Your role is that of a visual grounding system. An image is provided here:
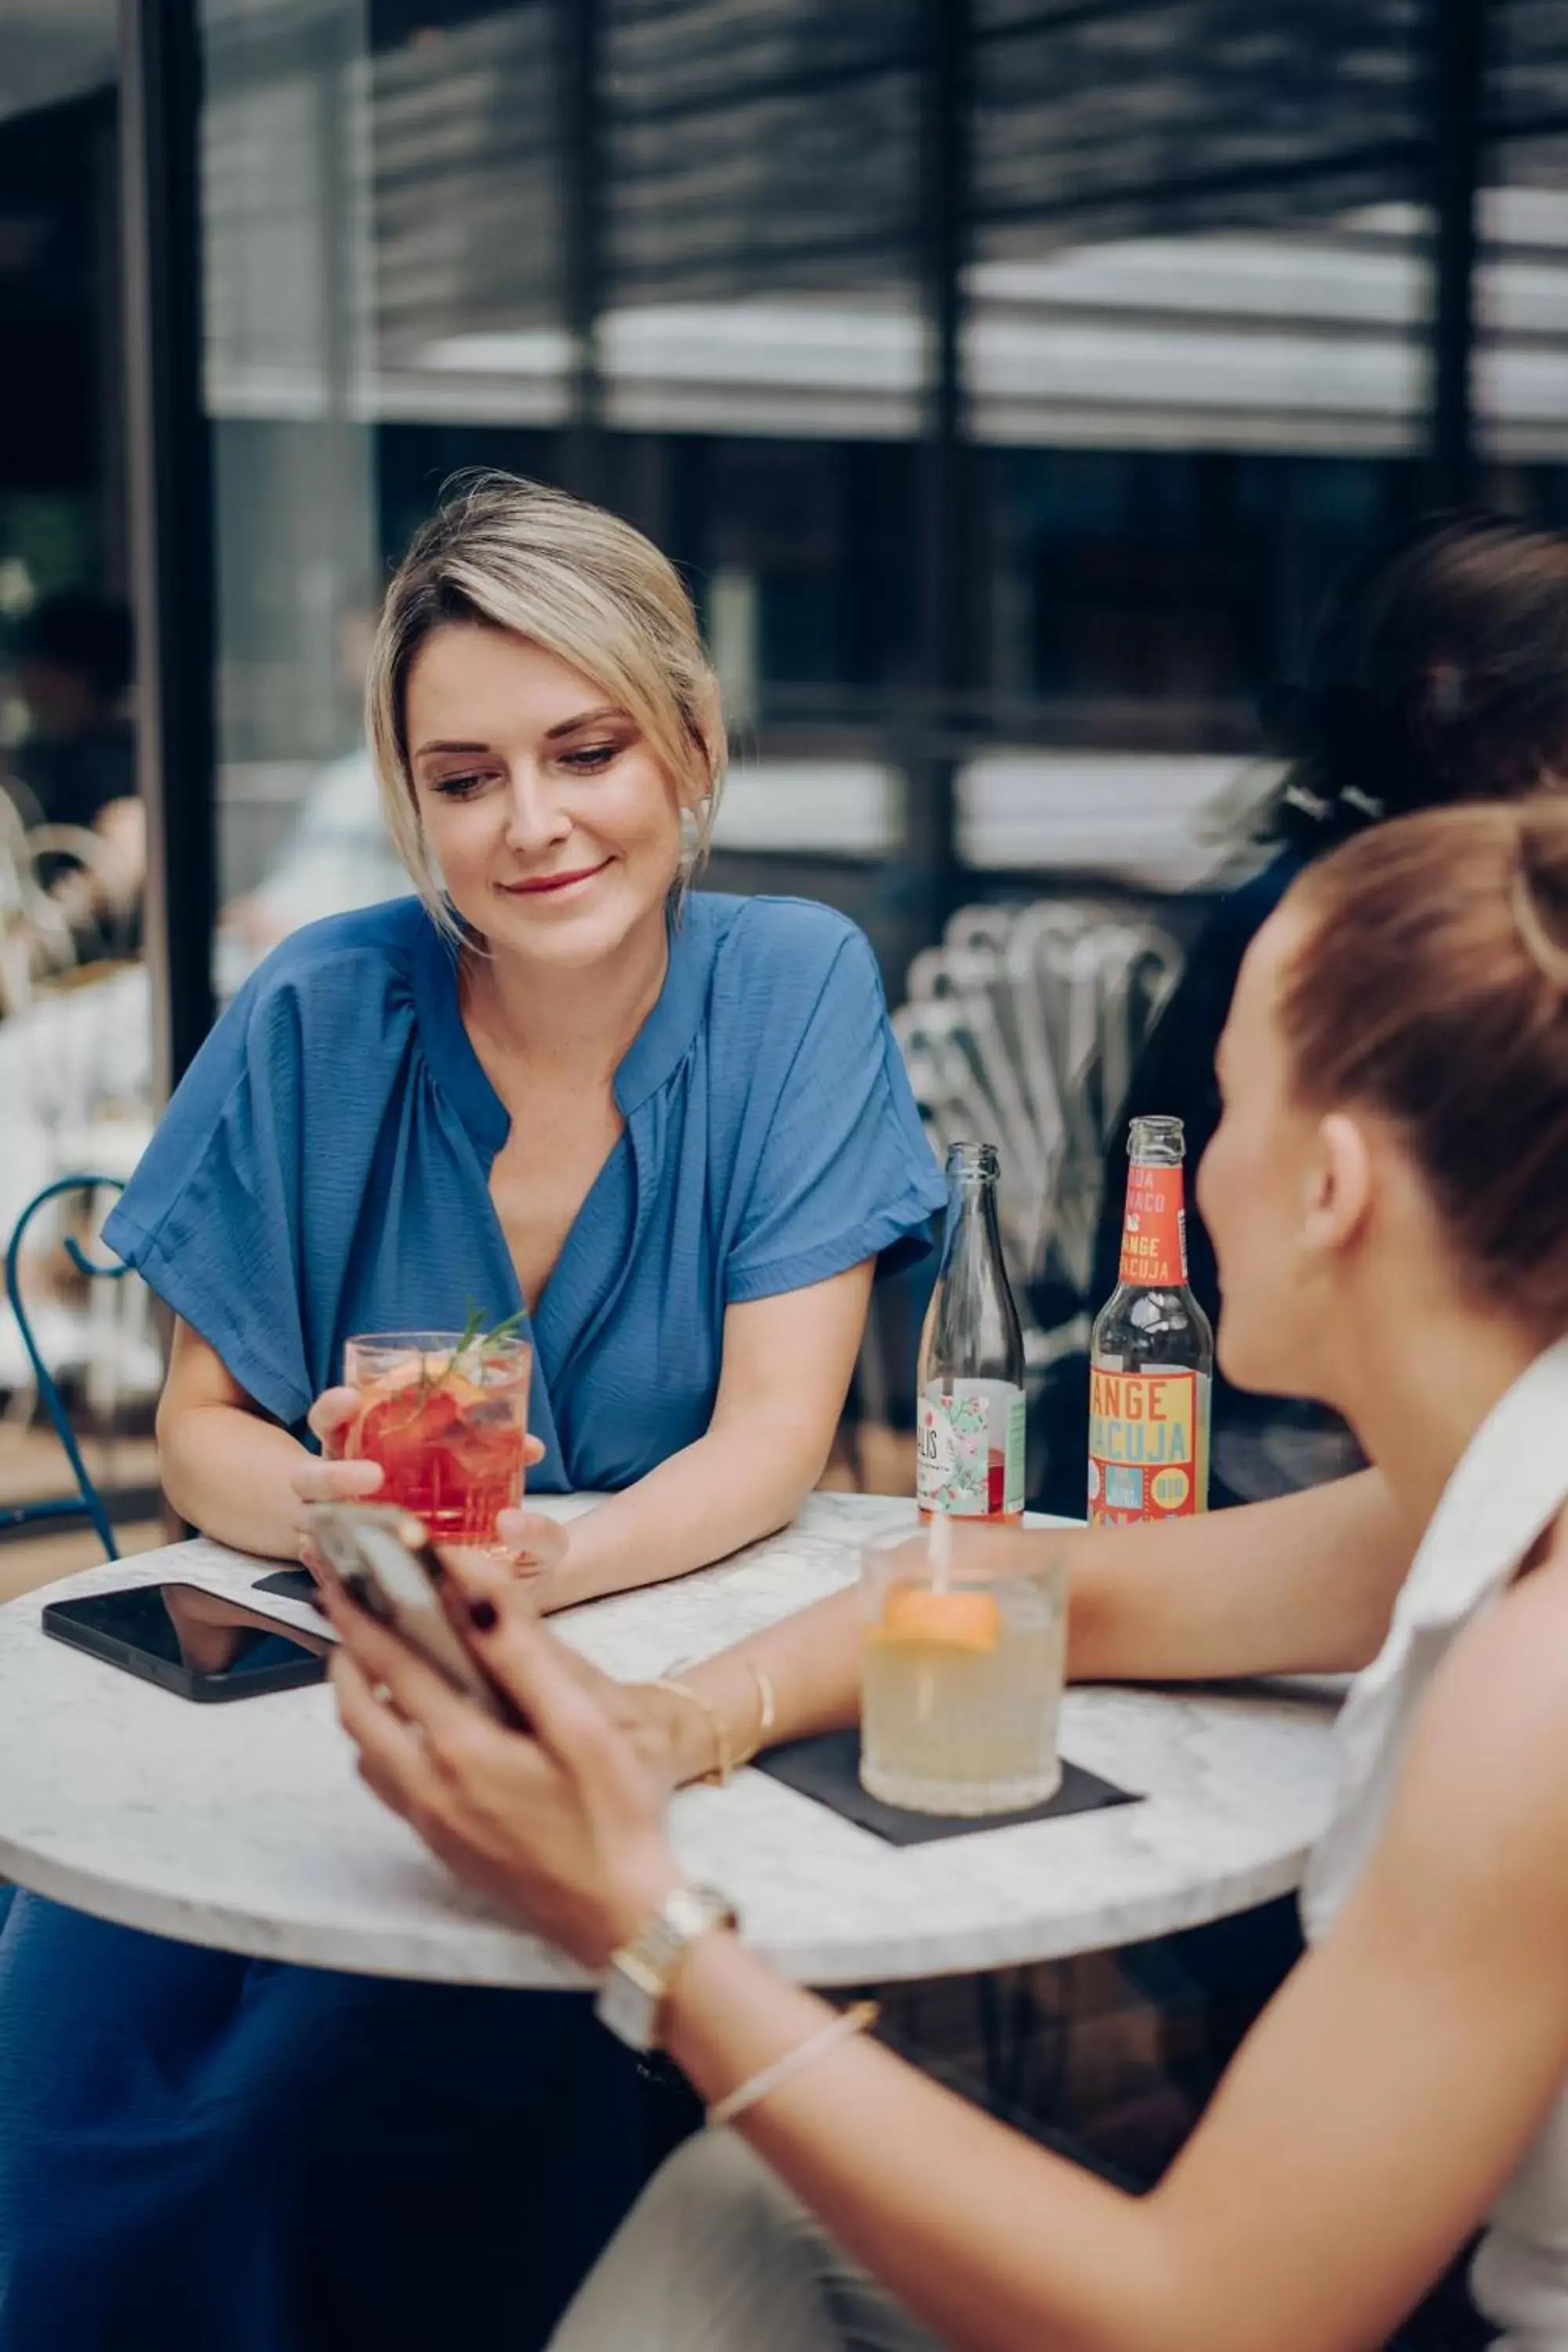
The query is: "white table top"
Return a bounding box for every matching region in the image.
[0,1493,1344,1989]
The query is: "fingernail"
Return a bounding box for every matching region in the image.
[467,1598,499,1632]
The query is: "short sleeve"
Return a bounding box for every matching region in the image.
[725,927,946,1305]
[102,967,321,1427]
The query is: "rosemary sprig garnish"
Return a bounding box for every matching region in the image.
[444,1301,529,1384]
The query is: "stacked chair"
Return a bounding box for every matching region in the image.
[887,897,1183,1491]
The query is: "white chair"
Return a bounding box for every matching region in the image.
[0,965,157,1440]
[0,779,141,1017]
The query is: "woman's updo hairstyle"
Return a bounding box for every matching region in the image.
[1265,513,1568,847]
[367,471,724,932]
[1279,801,1568,1322]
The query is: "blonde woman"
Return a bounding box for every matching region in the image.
[335,801,1568,2352]
[115,473,944,1600]
[0,476,943,2352]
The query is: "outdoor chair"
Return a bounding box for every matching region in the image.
[2,1173,140,1561]
[858,898,1181,1491]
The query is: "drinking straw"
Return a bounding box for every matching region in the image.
[915,1507,953,1731]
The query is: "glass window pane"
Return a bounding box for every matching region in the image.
[966,0,1432,878]
[1475,2,1568,490]
[0,3,164,1567]
[202,0,572,989]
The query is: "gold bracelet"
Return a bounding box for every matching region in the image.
[650,1677,732,1786]
[731,1660,777,1769]
[706,2001,880,2130]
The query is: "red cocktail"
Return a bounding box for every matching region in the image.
[343,1329,532,1543]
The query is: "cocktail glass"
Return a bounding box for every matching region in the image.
[343,1330,532,1544]
[859,1519,1066,1816]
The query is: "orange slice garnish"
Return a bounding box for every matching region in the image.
[873,1588,1002,1653]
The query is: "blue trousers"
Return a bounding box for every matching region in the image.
[0,1889,656,2352]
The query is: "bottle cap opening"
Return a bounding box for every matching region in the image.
[945,1141,1001,1181]
[1127,1116,1185,1166]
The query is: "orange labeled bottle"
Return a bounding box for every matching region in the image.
[916,1142,1026,1522]
[1088,1115,1213,1526]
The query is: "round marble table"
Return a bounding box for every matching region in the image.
[0,1493,1343,1989]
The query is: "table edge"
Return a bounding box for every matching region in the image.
[0,1829,1315,1990]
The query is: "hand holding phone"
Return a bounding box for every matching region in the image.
[306,1503,524,1726]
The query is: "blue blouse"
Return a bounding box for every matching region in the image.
[103,891,944,1487]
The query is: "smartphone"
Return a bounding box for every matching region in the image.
[306,1502,521,1726]
[42,1583,332,1702]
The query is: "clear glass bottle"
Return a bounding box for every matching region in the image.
[1088,1114,1214,1526]
[916,1142,1026,1523]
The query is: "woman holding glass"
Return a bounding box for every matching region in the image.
[0,474,944,2351]
[334,799,1568,2352]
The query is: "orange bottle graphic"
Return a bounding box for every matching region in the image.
[1088,1116,1212,1526]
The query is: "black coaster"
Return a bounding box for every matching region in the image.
[253,1569,323,1607]
[753,1729,1138,1847]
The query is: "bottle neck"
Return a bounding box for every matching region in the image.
[1118,1152,1190,1288]
[942,1169,999,1258]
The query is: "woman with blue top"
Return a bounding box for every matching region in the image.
[0,474,945,2351]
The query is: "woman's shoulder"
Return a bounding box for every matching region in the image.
[689,891,879,997]
[682,895,891,1087]
[241,895,428,996]
[224,897,430,1042]
[1395,1520,1568,1879]
[1201,848,1312,967]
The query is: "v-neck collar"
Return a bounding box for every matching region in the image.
[613,897,711,1112]
[411,898,711,1156]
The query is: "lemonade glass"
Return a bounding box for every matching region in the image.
[859,1520,1067,1815]
[343,1330,532,1544]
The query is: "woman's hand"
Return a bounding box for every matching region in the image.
[294,1389,562,1584]
[289,1389,385,1558]
[325,1551,682,1968]
[485,1501,570,1585]
[431,1555,712,1790]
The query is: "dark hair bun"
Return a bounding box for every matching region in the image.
[1265,514,1568,847]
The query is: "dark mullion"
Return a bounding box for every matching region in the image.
[554,0,607,499]
[119,0,218,1097]
[1428,0,1486,503]
[904,0,972,973]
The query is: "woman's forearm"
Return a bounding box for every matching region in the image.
[1066,1466,1411,1682]
[157,1400,315,1560]
[541,1412,826,1611]
[647,1470,1415,1787]
[545,1271,868,1614]
[661,1932,1170,2352]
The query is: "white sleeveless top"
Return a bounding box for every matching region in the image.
[1300,1338,1568,2349]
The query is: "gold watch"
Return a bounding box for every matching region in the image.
[594,1884,738,2051]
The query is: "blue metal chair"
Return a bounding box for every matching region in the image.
[2,1173,134,1560]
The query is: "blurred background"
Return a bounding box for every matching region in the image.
[0,0,1561,1563]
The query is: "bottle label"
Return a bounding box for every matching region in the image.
[1087,1367,1210,1525]
[1118,1163,1189,1288]
[917,1381,1025,1517]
